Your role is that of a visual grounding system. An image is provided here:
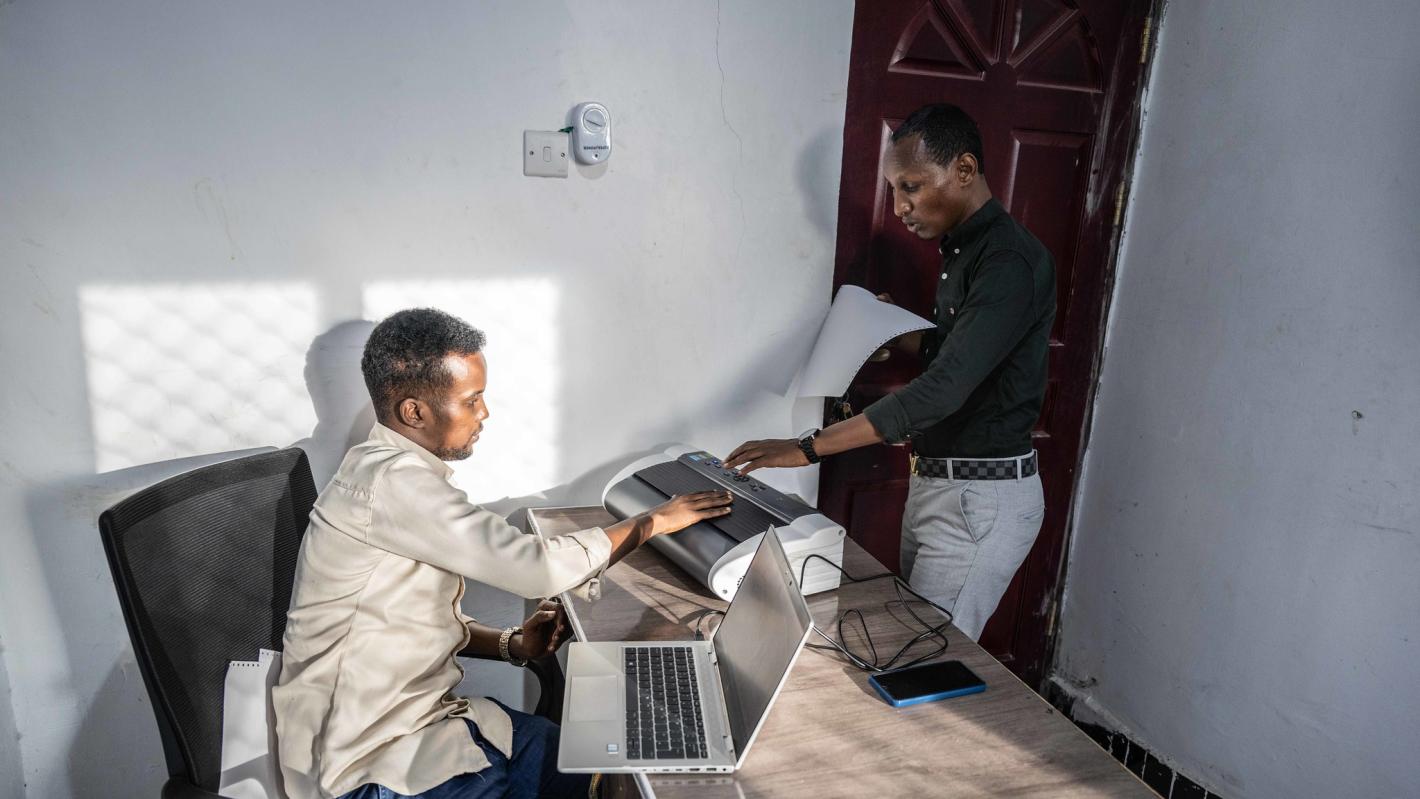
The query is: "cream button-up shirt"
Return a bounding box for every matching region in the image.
[273,423,612,798]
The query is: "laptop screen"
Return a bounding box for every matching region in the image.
[710,527,814,757]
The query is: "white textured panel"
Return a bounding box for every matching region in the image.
[78,283,319,473]
[363,279,558,504]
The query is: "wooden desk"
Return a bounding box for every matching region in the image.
[529,507,1151,799]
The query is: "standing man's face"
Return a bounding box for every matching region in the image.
[423,351,490,461]
[883,134,980,240]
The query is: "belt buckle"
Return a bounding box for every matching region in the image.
[909,451,919,476]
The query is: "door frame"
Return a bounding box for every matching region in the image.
[1037,0,1164,686]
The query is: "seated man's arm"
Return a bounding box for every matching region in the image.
[369,456,732,599]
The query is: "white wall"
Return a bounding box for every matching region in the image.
[0,634,20,799]
[1053,1,1420,797]
[0,1,854,796]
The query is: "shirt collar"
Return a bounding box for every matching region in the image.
[368,422,455,478]
[939,197,1005,255]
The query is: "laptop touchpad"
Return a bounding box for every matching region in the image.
[569,675,620,721]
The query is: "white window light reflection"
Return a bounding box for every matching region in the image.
[79,282,319,473]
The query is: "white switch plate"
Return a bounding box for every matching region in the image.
[523,130,569,178]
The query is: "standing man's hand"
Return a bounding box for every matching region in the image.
[871,294,895,362]
[723,439,809,475]
[725,416,886,475]
[513,599,572,660]
[870,293,924,358]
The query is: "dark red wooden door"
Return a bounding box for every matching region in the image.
[820,0,1155,686]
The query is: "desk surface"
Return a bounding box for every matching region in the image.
[530,506,1151,799]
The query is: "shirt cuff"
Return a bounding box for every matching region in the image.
[563,527,612,602]
[863,394,912,444]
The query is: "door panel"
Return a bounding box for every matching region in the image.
[822,0,1154,686]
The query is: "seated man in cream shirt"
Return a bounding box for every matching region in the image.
[274,308,732,799]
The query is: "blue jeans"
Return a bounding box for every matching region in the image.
[338,702,590,799]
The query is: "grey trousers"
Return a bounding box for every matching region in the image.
[900,469,1045,641]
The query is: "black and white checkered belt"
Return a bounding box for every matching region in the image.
[910,451,1039,481]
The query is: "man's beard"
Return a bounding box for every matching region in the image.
[431,442,474,461]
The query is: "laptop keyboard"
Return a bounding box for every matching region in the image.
[624,646,708,760]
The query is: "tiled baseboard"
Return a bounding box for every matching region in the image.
[1043,682,1225,799]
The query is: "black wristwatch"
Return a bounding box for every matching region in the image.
[797,429,821,464]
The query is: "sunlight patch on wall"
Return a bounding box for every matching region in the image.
[362,279,559,504]
[78,283,319,473]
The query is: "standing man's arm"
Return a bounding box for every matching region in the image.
[724,252,1036,474]
[723,414,884,473]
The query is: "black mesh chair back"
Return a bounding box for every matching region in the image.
[99,447,317,795]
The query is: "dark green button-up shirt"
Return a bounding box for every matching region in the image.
[863,198,1056,459]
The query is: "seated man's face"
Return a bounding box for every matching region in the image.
[426,351,490,461]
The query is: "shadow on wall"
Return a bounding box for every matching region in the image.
[797,125,846,241]
[289,320,378,487]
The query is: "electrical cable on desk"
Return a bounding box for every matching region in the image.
[797,553,954,673]
[693,608,725,641]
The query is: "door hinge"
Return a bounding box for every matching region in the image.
[1112,182,1126,229]
[1140,15,1153,65]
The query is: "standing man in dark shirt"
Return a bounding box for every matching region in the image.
[724,104,1055,641]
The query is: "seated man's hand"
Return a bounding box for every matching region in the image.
[647,490,734,538]
[514,599,572,660]
[723,438,808,475]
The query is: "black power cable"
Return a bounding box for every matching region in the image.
[796,553,954,673]
[691,553,955,674]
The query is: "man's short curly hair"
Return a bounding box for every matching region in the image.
[892,103,985,174]
[361,308,486,421]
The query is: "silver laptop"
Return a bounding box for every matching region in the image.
[557,527,814,774]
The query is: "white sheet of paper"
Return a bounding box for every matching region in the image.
[219,648,285,799]
[796,285,933,398]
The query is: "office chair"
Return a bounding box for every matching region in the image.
[100,447,564,799]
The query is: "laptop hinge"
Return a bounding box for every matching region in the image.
[702,646,736,759]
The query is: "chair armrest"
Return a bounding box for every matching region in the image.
[526,653,565,723]
[162,775,229,799]
[456,650,565,724]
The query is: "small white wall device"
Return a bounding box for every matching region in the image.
[571,102,611,164]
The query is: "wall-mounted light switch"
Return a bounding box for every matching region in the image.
[523,130,569,178]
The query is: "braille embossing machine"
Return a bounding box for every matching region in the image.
[603,445,845,599]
